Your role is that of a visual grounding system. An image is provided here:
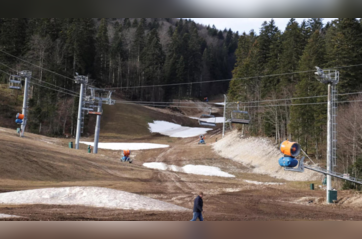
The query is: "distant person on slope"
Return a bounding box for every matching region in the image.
[198,135,205,144]
[204,97,208,102]
[190,192,204,221]
[121,149,132,163]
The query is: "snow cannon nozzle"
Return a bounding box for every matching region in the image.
[280,140,301,157]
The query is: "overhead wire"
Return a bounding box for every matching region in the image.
[114,89,362,106]
[103,63,362,90]
[104,69,316,90]
[114,98,362,109]
[2,47,362,93]
[0,49,75,82]
[2,49,362,107]
[0,61,79,96]
[0,68,78,97]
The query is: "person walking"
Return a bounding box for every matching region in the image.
[190,192,204,221]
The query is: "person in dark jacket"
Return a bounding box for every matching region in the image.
[190,192,204,221]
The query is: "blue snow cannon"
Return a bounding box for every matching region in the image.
[15,119,23,124]
[278,156,299,168]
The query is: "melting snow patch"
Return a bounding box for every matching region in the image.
[244,180,284,185]
[189,117,225,124]
[148,120,212,138]
[80,142,169,150]
[143,162,169,171]
[214,102,225,106]
[143,162,235,178]
[0,187,189,211]
[0,213,21,218]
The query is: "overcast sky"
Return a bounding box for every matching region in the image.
[189,18,337,34]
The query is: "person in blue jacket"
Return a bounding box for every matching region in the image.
[190,192,204,221]
[198,135,205,144]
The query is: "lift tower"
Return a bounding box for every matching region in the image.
[85,87,115,154]
[74,74,88,149]
[315,66,339,203]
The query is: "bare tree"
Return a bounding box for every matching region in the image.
[338,94,362,174]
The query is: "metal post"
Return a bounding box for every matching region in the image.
[327,83,332,203]
[75,83,84,149]
[222,94,226,138]
[93,98,102,154]
[20,77,29,137]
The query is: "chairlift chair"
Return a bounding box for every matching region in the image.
[230,102,250,124]
[8,75,22,90]
[198,108,216,127]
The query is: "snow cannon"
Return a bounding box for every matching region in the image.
[123,149,130,157]
[16,113,24,120]
[280,140,300,157]
[15,119,23,124]
[278,156,299,168]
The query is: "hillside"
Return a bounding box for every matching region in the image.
[0,84,22,129]
[0,18,237,137]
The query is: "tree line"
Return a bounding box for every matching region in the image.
[228,18,362,183]
[0,18,238,136]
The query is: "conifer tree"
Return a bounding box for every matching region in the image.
[95,18,109,83]
[325,18,362,93]
[289,29,327,154]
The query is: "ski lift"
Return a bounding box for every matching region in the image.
[198,108,216,127]
[230,102,250,124]
[9,75,22,90]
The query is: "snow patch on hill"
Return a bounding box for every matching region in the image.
[0,187,189,211]
[143,162,235,178]
[148,120,212,138]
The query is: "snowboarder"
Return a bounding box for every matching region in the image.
[121,149,132,163]
[190,192,204,221]
[198,135,205,144]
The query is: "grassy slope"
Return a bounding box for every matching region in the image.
[100,102,202,140]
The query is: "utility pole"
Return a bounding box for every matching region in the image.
[222,94,227,138]
[19,71,32,138]
[74,75,88,149]
[315,66,339,203]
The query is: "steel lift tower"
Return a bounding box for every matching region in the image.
[9,70,32,137]
[85,87,115,154]
[74,74,88,149]
[315,66,339,203]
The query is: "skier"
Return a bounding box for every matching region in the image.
[121,149,132,163]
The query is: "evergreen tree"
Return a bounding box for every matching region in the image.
[95,18,109,84]
[123,18,131,29]
[325,18,362,93]
[65,18,96,76]
[0,18,27,63]
[141,29,165,101]
[289,29,327,154]
[132,18,139,27]
[279,18,305,86]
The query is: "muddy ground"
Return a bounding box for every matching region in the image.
[0,126,362,221]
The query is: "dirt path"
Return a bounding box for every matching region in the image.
[2,126,362,220]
